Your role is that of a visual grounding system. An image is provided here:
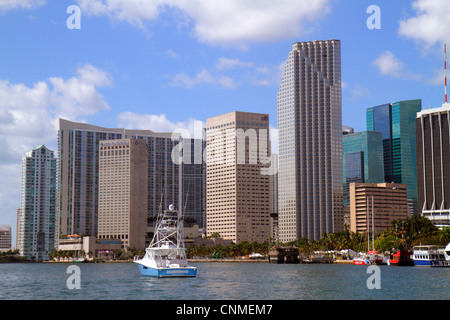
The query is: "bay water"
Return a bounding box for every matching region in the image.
[0,262,448,300]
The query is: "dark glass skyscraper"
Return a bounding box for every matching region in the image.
[366,99,421,214]
[342,131,384,205]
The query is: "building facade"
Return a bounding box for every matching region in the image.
[277,39,344,242]
[416,103,450,228]
[269,154,279,242]
[366,99,421,214]
[206,111,271,243]
[17,145,57,260]
[57,119,179,238]
[343,131,384,205]
[182,138,206,229]
[98,139,148,250]
[0,225,11,251]
[349,183,408,234]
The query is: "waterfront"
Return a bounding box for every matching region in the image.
[0,262,448,300]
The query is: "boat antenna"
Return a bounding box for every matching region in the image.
[367,197,369,253]
[372,195,375,252]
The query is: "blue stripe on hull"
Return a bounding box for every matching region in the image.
[137,264,197,277]
[413,259,432,267]
[413,259,449,267]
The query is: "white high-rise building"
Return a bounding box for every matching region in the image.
[17,145,57,260]
[277,40,344,242]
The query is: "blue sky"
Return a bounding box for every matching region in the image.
[1,0,449,239]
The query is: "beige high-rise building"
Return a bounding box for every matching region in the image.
[206,111,271,243]
[349,183,408,234]
[98,139,148,250]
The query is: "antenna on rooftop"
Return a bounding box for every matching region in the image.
[445,43,448,103]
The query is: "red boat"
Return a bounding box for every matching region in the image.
[388,250,414,266]
[353,256,370,265]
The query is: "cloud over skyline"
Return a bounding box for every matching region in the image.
[76,0,332,48]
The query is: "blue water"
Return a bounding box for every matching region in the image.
[0,262,448,300]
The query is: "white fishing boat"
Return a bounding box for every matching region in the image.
[134,204,197,277]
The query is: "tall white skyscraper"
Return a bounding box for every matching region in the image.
[18,145,57,260]
[277,40,344,242]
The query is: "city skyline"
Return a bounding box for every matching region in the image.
[2,1,450,240]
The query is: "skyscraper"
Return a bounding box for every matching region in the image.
[206,111,271,243]
[342,131,384,205]
[416,102,450,228]
[17,145,57,260]
[98,139,148,250]
[182,138,206,229]
[366,99,421,214]
[277,40,343,242]
[57,119,179,237]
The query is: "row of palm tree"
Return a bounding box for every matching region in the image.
[186,241,270,258]
[186,215,450,258]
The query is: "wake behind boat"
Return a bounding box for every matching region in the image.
[134,204,197,277]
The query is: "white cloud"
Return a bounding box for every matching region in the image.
[0,0,46,12]
[116,111,204,140]
[372,51,403,77]
[372,51,421,81]
[0,63,112,162]
[167,69,236,89]
[77,0,331,48]
[216,58,253,71]
[165,49,178,58]
[249,61,286,87]
[77,0,161,28]
[349,83,371,101]
[0,65,112,238]
[399,0,450,48]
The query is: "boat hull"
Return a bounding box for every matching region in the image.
[353,259,370,265]
[136,263,197,277]
[389,260,415,267]
[413,259,449,267]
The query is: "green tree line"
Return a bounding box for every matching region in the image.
[186,215,450,258]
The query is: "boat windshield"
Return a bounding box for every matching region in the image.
[146,247,186,260]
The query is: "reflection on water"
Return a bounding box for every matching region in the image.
[0,262,449,300]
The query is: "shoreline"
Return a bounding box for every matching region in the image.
[4,258,357,264]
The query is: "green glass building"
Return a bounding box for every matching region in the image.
[342,131,384,205]
[366,99,422,214]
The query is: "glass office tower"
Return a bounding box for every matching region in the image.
[342,131,384,205]
[366,99,421,214]
[277,40,343,242]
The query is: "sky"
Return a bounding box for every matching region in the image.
[1,0,450,241]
